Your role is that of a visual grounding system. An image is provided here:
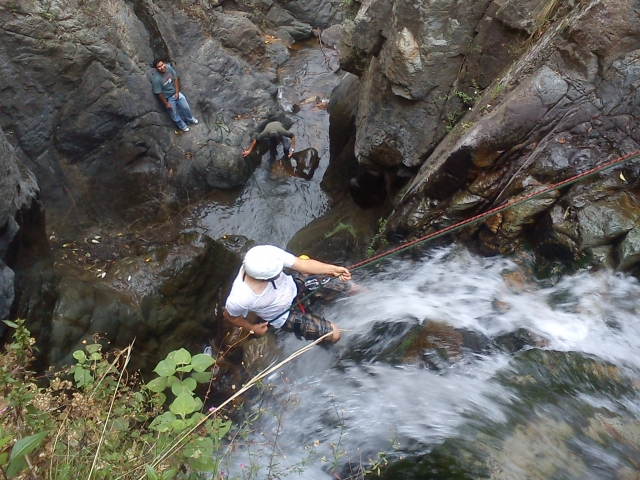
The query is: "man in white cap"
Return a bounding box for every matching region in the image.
[223,245,351,343]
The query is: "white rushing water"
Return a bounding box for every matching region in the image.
[219,246,640,479]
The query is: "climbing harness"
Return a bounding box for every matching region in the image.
[276,148,640,317]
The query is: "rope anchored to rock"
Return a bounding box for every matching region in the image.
[290,148,640,312]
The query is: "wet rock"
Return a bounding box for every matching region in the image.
[349,170,387,209]
[212,12,265,57]
[499,187,560,238]
[282,0,343,29]
[400,321,464,368]
[342,320,417,364]
[588,245,615,270]
[495,328,547,353]
[266,5,313,40]
[0,127,47,335]
[287,194,390,265]
[0,0,280,227]
[450,190,485,214]
[319,24,344,49]
[616,227,640,271]
[577,193,640,249]
[17,233,241,372]
[495,0,540,34]
[0,262,14,321]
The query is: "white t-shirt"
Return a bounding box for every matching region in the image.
[225,246,297,328]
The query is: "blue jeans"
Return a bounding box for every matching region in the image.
[166,92,196,130]
[268,135,291,158]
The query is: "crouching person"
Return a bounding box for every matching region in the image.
[223,245,351,343]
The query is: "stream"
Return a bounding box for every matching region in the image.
[221,247,640,479]
[188,43,640,478]
[188,40,340,247]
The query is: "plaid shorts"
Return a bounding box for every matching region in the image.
[274,275,347,342]
[279,310,334,342]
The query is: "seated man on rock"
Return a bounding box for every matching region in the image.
[151,58,198,132]
[242,121,296,160]
[223,245,350,343]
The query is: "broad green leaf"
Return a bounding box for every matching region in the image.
[191,436,214,449]
[0,451,7,465]
[85,343,102,354]
[161,468,178,480]
[176,365,193,373]
[171,419,186,431]
[186,458,216,472]
[166,375,178,387]
[145,465,159,480]
[89,352,102,361]
[109,418,129,431]
[2,320,18,328]
[6,455,26,477]
[154,359,176,377]
[149,411,176,432]
[191,354,215,372]
[10,431,48,461]
[72,350,86,364]
[171,378,196,397]
[193,397,203,412]
[191,371,212,383]
[169,392,197,417]
[173,348,192,365]
[182,377,197,392]
[146,377,167,393]
[208,420,232,440]
[73,366,94,387]
[0,435,13,449]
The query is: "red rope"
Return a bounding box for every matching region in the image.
[347,149,640,271]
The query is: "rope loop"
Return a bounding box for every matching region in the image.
[213,112,232,146]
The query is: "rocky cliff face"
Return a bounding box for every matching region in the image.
[0,0,343,366]
[339,0,640,272]
[0,127,48,338]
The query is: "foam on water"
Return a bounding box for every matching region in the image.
[220,246,640,478]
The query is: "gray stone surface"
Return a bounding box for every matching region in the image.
[0,0,280,225]
[377,0,640,260]
[617,227,640,271]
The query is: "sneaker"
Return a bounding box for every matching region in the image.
[190,118,199,125]
[181,126,190,132]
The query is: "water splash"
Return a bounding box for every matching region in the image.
[222,246,640,478]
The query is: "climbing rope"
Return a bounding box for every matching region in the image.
[348,148,640,272]
[212,111,232,145]
[283,148,640,317]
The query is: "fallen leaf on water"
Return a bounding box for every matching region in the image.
[63,243,72,248]
[127,275,132,281]
[145,258,151,262]
[101,272,106,278]
[91,239,100,244]
[117,233,123,237]
[85,253,91,258]
[620,172,627,182]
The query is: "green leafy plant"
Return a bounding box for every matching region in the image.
[326,222,357,241]
[367,218,389,257]
[0,320,230,479]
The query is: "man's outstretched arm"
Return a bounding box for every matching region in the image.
[287,135,296,157]
[243,139,257,157]
[291,257,351,282]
